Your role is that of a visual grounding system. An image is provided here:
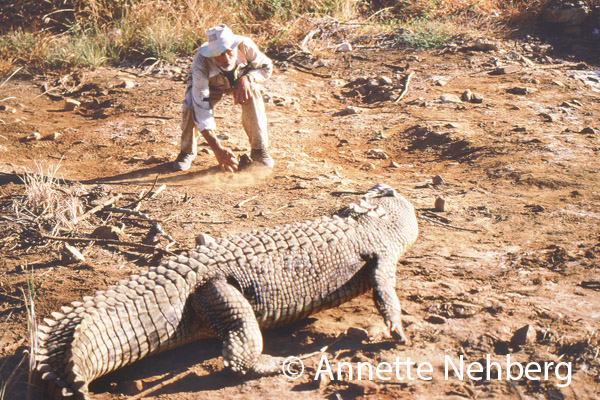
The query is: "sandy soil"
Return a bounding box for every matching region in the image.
[1,33,599,400]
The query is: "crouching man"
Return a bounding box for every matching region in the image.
[174,24,274,172]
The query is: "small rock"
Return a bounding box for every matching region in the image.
[461,89,473,102]
[388,160,400,169]
[378,76,393,86]
[91,225,124,240]
[507,86,536,95]
[433,79,447,86]
[571,100,583,107]
[196,233,216,247]
[123,379,144,395]
[43,132,61,141]
[552,80,565,87]
[333,106,358,117]
[440,94,462,104]
[580,127,596,135]
[336,43,352,52]
[348,380,381,395]
[24,132,41,141]
[118,80,135,89]
[471,93,484,103]
[432,175,444,185]
[217,133,229,140]
[489,65,520,75]
[360,162,376,171]
[425,314,447,324]
[510,324,536,347]
[434,196,446,212]
[64,98,81,111]
[471,39,499,52]
[346,327,369,341]
[365,149,388,159]
[539,113,556,122]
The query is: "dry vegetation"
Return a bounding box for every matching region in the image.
[2,0,597,74]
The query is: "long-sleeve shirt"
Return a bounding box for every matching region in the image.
[184,37,273,131]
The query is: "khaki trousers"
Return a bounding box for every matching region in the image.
[180,75,269,155]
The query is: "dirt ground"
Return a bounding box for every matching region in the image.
[1,32,599,400]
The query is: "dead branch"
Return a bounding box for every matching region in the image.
[234,195,258,209]
[79,193,122,222]
[289,60,332,79]
[125,175,159,209]
[417,214,481,233]
[129,370,194,400]
[40,234,176,255]
[393,71,414,103]
[106,207,177,246]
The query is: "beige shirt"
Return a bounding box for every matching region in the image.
[184,37,273,131]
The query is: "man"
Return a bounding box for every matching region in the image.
[173,24,274,172]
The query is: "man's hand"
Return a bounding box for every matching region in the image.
[200,129,239,172]
[214,146,239,172]
[233,75,252,105]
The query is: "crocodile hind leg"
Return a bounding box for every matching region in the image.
[193,279,283,375]
[371,255,410,345]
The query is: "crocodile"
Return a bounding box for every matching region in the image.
[35,183,419,399]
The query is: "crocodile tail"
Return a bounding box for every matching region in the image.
[35,253,205,398]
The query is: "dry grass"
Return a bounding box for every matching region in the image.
[0,0,598,72]
[13,161,84,235]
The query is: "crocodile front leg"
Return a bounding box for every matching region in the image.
[371,255,409,344]
[193,279,283,375]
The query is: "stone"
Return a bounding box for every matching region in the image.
[433,79,447,86]
[432,175,444,185]
[489,65,520,75]
[425,314,447,324]
[580,127,597,135]
[365,149,388,159]
[118,80,135,89]
[333,106,358,116]
[196,233,216,247]
[539,113,556,122]
[440,94,462,104]
[43,132,61,141]
[64,98,81,111]
[461,89,473,102]
[552,80,565,87]
[434,196,446,212]
[471,93,484,103]
[336,43,352,52]
[507,87,535,95]
[24,132,41,141]
[471,39,499,51]
[543,2,590,26]
[91,225,124,240]
[510,324,536,347]
[378,76,393,86]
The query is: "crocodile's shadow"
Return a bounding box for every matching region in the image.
[91,318,397,397]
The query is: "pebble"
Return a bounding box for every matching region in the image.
[471,93,484,103]
[440,94,462,104]
[333,106,358,116]
[489,65,520,75]
[64,98,81,111]
[43,132,61,141]
[25,132,41,141]
[196,233,216,247]
[91,225,124,240]
[378,76,393,86]
[433,79,447,87]
[580,127,597,135]
[425,314,447,324]
[336,43,352,52]
[434,196,446,212]
[432,175,444,185]
[552,80,565,87]
[539,113,556,122]
[507,86,535,95]
[461,89,473,102]
[118,80,135,89]
[365,149,388,159]
[510,324,536,347]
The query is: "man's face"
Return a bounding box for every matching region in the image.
[214,48,237,71]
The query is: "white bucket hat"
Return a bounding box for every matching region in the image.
[198,24,243,57]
